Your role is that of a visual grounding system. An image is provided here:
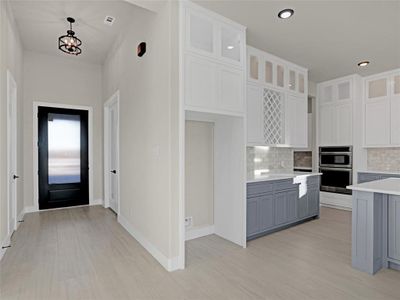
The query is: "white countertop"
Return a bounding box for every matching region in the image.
[347,178,400,196]
[357,170,400,175]
[247,172,322,183]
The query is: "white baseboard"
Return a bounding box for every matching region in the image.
[90,198,103,206]
[320,192,352,211]
[0,233,12,262]
[24,206,37,214]
[118,214,180,272]
[186,225,215,241]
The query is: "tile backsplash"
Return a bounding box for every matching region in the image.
[247,146,293,178]
[367,148,400,171]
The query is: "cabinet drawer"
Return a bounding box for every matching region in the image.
[295,175,320,186]
[273,179,297,192]
[247,182,274,197]
[358,173,381,183]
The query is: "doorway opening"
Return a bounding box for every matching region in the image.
[104,91,120,215]
[7,70,18,235]
[37,106,89,209]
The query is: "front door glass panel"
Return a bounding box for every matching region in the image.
[48,113,81,184]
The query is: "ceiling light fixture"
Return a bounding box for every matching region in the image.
[58,17,82,56]
[357,61,370,67]
[278,8,294,19]
[227,45,234,50]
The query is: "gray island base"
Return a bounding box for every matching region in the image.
[347,178,400,275]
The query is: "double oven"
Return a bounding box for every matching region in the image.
[319,146,353,195]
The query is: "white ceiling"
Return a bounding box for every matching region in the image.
[194,0,400,82]
[10,0,141,64]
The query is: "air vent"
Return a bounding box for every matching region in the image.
[104,16,115,26]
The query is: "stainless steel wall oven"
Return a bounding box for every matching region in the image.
[319,146,352,194]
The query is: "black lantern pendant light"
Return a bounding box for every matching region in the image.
[58,17,82,56]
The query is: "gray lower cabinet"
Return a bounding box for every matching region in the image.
[258,194,275,232]
[247,176,320,240]
[388,195,400,261]
[358,172,400,184]
[246,197,259,236]
[297,185,320,220]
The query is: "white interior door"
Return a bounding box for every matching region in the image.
[105,93,119,214]
[7,70,18,235]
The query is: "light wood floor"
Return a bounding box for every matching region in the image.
[1,206,400,300]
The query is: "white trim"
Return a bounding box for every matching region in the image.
[185,225,215,241]
[103,91,120,216]
[91,199,103,206]
[23,206,37,214]
[118,214,179,272]
[7,70,18,236]
[32,102,94,210]
[0,232,12,262]
[16,209,25,230]
[177,1,186,270]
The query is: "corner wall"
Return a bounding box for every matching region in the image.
[0,0,24,250]
[102,1,180,270]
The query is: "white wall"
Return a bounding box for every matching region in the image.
[102,1,180,270]
[0,0,24,248]
[185,121,214,231]
[22,51,103,210]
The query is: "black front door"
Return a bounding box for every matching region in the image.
[38,107,89,209]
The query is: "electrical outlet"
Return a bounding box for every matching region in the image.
[185,216,193,228]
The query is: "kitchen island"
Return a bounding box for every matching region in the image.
[247,172,322,240]
[347,178,400,275]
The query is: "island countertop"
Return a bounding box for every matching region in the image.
[247,172,322,183]
[347,178,400,196]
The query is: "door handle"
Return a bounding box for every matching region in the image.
[110,170,117,174]
[13,175,19,180]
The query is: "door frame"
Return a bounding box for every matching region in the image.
[7,70,17,235]
[33,102,94,211]
[103,91,120,215]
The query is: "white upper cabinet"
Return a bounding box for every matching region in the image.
[364,70,400,147]
[285,94,308,148]
[182,1,246,115]
[317,75,357,147]
[246,46,308,147]
[188,12,215,55]
[246,85,264,145]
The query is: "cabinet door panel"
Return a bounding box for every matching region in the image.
[247,198,259,236]
[286,190,298,222]
[220,67,244,112]
[388,196,400,261]
[390,95,400,145]
[274,192,287,225]
[307,188,319,216]
[336,103,352,145]
[258,194,275,231]
[247,85,263,144]
[365,100,390,146]
[285,94,307,147]
[319,105,334,146]
[298,194,308,219]
[187,11,214,54]
[220,26,242,63]
[185,56,218,109]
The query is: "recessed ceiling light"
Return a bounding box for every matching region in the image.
[358,61,370,67]
[227,45,234,50]
[278,9,294,19]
